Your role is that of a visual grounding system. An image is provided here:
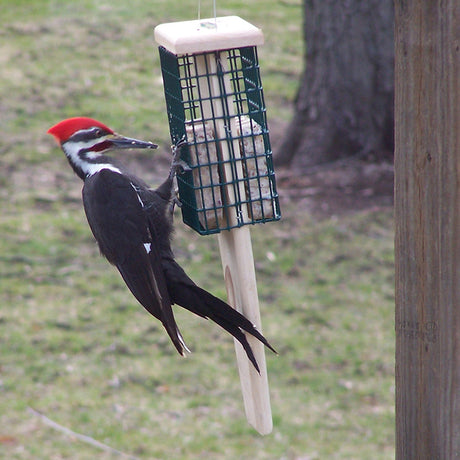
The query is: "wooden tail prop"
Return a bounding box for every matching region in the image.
[155,16,281,434]
[218,226,272,434]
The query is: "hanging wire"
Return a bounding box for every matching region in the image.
[197,0,217,26]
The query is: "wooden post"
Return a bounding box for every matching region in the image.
[193,50,273,435]
[394,1,460,459]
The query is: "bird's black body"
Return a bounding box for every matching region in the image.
[48,118,275,372]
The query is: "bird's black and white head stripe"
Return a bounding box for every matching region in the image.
[48,117,157,179]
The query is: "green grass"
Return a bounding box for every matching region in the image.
[0,1,394,458]
[0,203,395,459]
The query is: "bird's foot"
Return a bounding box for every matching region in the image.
[169,137,191,179]
[169,189,182,215]
[172,159,191,174]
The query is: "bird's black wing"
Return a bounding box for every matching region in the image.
[82,169,188,355]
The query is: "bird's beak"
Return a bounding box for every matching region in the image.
[109,134,158,150]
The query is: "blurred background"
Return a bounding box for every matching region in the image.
[0,1,394,458]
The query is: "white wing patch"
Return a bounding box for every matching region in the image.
[143,243,152,253]
[130,182,144,207]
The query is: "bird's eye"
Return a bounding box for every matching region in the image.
[94,129,102,136]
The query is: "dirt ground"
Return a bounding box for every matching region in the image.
[276,156,394,218]
[270,115,394,218]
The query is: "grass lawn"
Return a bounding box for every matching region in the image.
[0,1,394,458]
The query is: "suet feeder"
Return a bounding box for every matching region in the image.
[155,16,280,435]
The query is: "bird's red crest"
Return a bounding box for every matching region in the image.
[47,117,114,143]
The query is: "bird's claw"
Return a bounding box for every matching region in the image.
[171,136,187,160]
[172,159,191,174]
[174,135,188,148]
[169,192,183,215]
[169,136,191,178]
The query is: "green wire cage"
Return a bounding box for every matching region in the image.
[156,17,281,235]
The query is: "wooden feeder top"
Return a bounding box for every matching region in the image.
[154,16,264,55]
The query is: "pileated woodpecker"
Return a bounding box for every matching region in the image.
[48,117,275,372]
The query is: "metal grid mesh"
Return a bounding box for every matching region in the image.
[159,45,281,235]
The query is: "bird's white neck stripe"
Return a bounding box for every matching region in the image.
[86,163,122,176]
[63,140,121,177]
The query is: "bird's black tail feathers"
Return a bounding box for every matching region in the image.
[169,280,276,373]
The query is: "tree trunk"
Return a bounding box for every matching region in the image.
[277,0,394,167]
